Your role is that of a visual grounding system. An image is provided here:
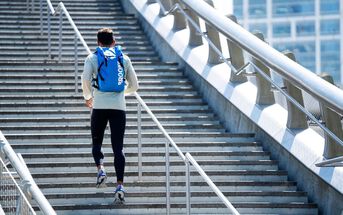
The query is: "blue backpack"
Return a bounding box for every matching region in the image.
[93,46,125,92]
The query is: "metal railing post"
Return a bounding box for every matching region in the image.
[204,0,222,64]
[137,103,143,181]
[252,32,275,105]
[40,0,43,36]
[159,0,173,16]
[170,0,187,31]
[226,14,247,83]
[165,141,170,215]
[31,0,34,12]
[17,179,32,215]
[74,34,78,94]
[283,51,308,129]
[58,12,63,62]
[185,8,203,46]
[185,158,191,215]
[47,7,51,59]
[319,74,343,159]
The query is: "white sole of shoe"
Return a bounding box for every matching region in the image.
[114,190,125,204]
[96,175,107,188]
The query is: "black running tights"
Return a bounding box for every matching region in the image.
[91,109,126,182]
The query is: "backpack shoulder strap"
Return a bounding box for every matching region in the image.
[115,45,124,69]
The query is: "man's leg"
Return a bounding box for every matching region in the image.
[108,109,126,184]
[91,109,109,187]
[108,109,126,202]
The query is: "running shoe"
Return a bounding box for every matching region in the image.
[96,168,107,188]
[114,184,125,203]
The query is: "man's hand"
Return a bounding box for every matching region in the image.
[85,98,93,108]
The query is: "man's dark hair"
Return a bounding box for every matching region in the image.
[97,28,114,46]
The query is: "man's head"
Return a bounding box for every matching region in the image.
[97,28,115,47]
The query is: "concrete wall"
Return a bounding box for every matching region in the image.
[121,1,343,214]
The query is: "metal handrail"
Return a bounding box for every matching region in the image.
[134,93,186,161]
[48,2,91,54]
[0,132,56,215]
[155,0,343,166]
[0,156,36,215]
[180,0,343,115]
[185,153,240,215]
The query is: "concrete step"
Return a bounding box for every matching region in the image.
[29,170,289,182]
[0,45,156,53]
[0,14,136,21]
[1,124,225,134]
[0,93,201,101]
[0,19,137,26]
[3,131,255,141]
[38,180,298,193]
[24,159,279,172]
[19,151,269,162]
[44,203,317,215]
[43,191,309,205]
[0,112,214,122]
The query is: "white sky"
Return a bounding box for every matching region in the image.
[213,0,233,15]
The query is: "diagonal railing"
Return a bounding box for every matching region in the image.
[34,0,240,214]
[0,132,56,215]
[155,0,343,167]
[0,155,35,215]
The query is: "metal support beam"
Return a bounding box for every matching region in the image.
[227,14,247,83]
[283,51,308,129]
[186,8,203,46]
[171,0,187,31]
[319,74,343,159]
[252,32,274,105]
[204,0,221,64]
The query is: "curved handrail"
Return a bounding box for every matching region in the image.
[155,0,343,165]
[48,2,91,55]
[0,132,56,215]
[180,0,343,116]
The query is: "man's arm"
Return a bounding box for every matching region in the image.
[82,55,95,108]
[124,56,139,95]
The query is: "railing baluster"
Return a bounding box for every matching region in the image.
[185,158,191,215]
[319,74,343,159]
[170,0,187,31]
[31,0,34,12]
[137,103,142,181]
[58,12,63,62]
[227,14,247,83]
[283,51,308,129]
[165,141,170,215]
[204,0,222,65]
[252,32,274,105]
[74,34,78,94]
[40,0,43,36]
[159,0,173,16]
[47,6,51,59]
[185,7,203,46]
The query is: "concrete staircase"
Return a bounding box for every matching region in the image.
[0,0,318,214]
